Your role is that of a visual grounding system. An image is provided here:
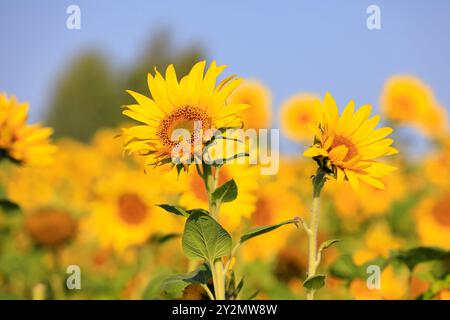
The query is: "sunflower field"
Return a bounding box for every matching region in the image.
[1,1,450,302]
[1,64,449,300]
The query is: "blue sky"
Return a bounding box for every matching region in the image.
[1,0,449,150]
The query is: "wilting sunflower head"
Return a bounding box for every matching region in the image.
[121,61,249,169]
[25,208,77,247]
[0,93,57,166]
[304,92,398,190]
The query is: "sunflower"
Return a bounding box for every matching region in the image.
[82,170,178,253]
[280,93,321,142]
[414,193,450,250]
[304,92,398,190]
[25,208,77,247]
[352,223,402,266]
[178,163,259,231]
[122,61,248,168]
[0,93,56,166]
[228,80,272,129]
[380,75,447,136]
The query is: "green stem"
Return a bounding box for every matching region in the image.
[306,168,326,300]
[212,260,225,300]
[201,163,226,299]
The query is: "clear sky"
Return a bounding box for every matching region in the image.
[1,0,449,149]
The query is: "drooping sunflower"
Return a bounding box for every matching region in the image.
[228,80,272,129]
[304,92,398,190]
[0,93,56,166]
[121,61,248,168]
[280,93,321,142]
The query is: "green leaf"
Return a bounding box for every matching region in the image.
[329,255,388,280]
[182,211,232,262]
[151,233,180,244]
[157,204,189,217]
[240,217,300,244]
[161,263,211,298]
[318,239,342,253]
[225,271,244,300]
[391,246,450,270]
[212,179,238,203]
[329,255,360,280]
[303,274,326,290]
[0,199,21,215]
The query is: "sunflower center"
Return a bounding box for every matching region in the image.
[298,113,310,124]
[432,196,450,226]
[330,135,359,161]
[393,96,415,113]
[117,193,148,225]
[157,106,212,148]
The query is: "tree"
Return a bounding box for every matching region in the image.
[46,30,205,142]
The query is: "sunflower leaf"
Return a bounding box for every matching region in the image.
[212,179,238,203]
[157,204,190,217]
[391,247,450,271]
[161,263,211,298]
[240,217,300,245]
[0,199,21,215]
[318,239,342,254]
[303,274,326,290]
[182,211,232,262]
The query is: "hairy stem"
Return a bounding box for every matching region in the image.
[306,168,326,300]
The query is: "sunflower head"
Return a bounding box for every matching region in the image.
[304,92,398,190]
[228,80,272,129]
[121,61,249,170]
[25,208,77,247]
[0,93,57,166]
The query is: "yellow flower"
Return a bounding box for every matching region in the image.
[25,208,77,247]
[280,93,321,142]
[380,75,447,136]
[178,163,259,231]
[228,80,272,129]
[122,61,248,168]
[304,92,398,190]
[82,170,178,253]
[414,193,450,250]
[353,222,402,266]
[0,93,56,166]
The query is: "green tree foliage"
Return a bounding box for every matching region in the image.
[46,30,205,142]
